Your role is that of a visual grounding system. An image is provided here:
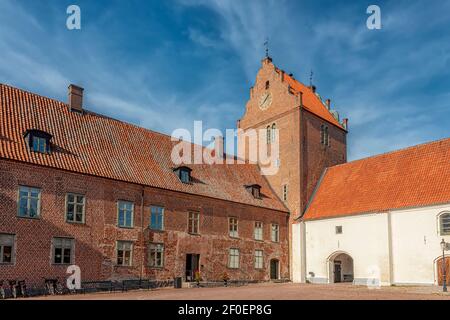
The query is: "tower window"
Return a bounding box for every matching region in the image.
[266,126,271,144]
[321,125,330,147]
[24,129,52,154]
[282,184,288,201]
[271,123,277,143]
[265,81,270,90]
[335,226,343,234]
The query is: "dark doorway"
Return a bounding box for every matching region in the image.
[334,261,342,283]
[185,254,200,282]
[270,259,279,280]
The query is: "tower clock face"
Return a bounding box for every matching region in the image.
[259,92,272,110]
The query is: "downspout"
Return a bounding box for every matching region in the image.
[140,186,145,280]
[387,211,394,285]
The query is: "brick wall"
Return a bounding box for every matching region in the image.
[0,159,289,286]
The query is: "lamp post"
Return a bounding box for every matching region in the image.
[440,238,447,293]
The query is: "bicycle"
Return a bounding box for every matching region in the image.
[0,281,6,299]
[8,280,18,298]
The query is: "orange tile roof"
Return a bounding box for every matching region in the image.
[303,138,450,220]
[276,68,344,129]
[0,83,288,212]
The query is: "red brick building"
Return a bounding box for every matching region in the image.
[0,83,290,286]
[0,56,347,286]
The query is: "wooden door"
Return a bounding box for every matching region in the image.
[334,261,342,283]
[437,257,450,285]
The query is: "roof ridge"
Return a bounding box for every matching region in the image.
[329,136,450,170]
[0,82,239,160]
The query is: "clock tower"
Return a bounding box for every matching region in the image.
[237,56,348,280]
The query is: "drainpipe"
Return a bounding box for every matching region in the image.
[387,211,394,285]
[140,186,145,280]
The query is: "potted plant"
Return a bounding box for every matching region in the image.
[194,270,202,287]
[222,271,230,287]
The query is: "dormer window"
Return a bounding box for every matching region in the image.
[245,184,261,199]
[24,130,52,154]
[174,166,192,184]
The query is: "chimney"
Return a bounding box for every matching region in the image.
[310,85,316,93]
[342,118,349,130]
[325,99,331,110]
[68,84,84,112]
[298,92,303,107]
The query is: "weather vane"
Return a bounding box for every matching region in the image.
[309,70,314,87]
[264,37,269,58]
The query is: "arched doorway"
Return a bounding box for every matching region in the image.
[436,256,450,286]
[270,259,280,280]
[328,252,354,283]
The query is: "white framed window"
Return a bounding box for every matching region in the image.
[439,213,450,235]
[0,234,15,264]
[228,248,240,269]
[229,217,239,238]
[254,221,263,241]
[118,201,134,228]
[148,243,164,268]
[335,226,343,234]
[66,193,85,223]
[117,241,133,266]
[271,224,280,242]
[282,184,288,202]
[188,211,200,234]
[255,250,264,269]
[52,237,74,265]
[150,206,164,231]
[18,186,41,218]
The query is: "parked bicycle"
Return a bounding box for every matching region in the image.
[43,278,64,295]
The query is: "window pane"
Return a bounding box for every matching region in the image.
[54,248,62,264]
[63,249,71,264]
[2,246,12,263]
[117,250,124,265]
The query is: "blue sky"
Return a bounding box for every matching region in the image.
[1,0,449,160]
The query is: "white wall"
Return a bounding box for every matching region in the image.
[304,213,392,285]
[391,204,450,285]
[298,203,450,286]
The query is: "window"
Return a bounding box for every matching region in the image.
[266,126,271,144]
[255,250,264,269]
[150,206,164,231]
[265,80,270,90]
[440,213,450,235]
[0,234,15,264]
[117,241,132,266]
[174,167,192,184]
[320,125,325,144]
[335,226,343,234]
[148,243,164,268]
[325,126,330,146]
[229,217,239,238]
[52,238,74,265]
[118,201,134,228]
[18,186,41,218]
[24,129,52,154]
[271,123,277,143]
[66,193,85,223]
[254,221,263,241]
[282,184,288,202]
[228,248,240,269]
[246,184,261,199]
[271,224,280,242]
[188,211,200,234]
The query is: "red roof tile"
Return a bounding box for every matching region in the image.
[304,138,450,220]
[276,69,344,130]
[0,83,288,212]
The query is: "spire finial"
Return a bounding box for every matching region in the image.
[309,69,314,87]
[264,37,269,58]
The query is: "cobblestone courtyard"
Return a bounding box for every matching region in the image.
[28,282,450,300]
